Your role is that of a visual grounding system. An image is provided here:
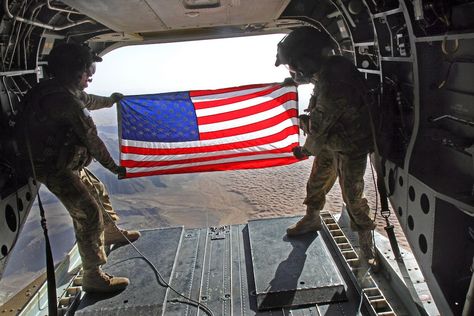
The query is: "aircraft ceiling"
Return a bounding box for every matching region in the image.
[61,0,291,35]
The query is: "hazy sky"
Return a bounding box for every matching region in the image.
[87,33,313,126]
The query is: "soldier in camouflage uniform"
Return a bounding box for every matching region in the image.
[19,43,140,293]
[275,27,376,262]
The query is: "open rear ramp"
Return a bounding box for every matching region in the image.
[73,216,388,315]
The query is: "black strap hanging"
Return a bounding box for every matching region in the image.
[24,129,58,316]
[37,193,58,316]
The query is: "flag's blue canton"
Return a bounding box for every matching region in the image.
[120,92,199,142]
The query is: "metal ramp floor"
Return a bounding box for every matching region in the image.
[74,216,372,315]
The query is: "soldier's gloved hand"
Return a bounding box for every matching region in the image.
[292,146,309,160]
[110,92,124,103]
[116,166,127,179]
[282,77,297,86]
[111,165,127,179]
[298,114,311,135]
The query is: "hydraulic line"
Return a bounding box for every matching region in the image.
[46,0,82,15]
[4,0,95,31]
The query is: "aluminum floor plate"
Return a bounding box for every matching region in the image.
[76,227,183,315]
[73,216,368,315]
[248,217,346,310]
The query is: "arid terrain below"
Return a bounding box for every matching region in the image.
[109,157,408,248]
[0,128,409,305]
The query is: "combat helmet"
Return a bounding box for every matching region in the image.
[47,42,102,83]
[275,27,333,83]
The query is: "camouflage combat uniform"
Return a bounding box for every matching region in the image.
[303,56,375,231]
[21,78,120,270]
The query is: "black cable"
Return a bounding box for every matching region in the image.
[437,57,474,90]
[117,231,214,316]
[365,81,429,315]
[85,171,214,316]
[368,154,378,258]
[37,192,58,316]
[438,59,456,89]
[368,155,378,223]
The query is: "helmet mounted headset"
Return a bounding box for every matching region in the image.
[47,43,102,84]
[275,27,333,84]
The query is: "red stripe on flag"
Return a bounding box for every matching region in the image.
[119,83,300,178]
[200,109,298,140]
[189,83,274,97]
[193,85,282,109]
[125,156,302,178]
[121,125,299,156]
[197,92,297,125]
[121,144,298,168]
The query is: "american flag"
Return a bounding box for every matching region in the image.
[118,83,300,178]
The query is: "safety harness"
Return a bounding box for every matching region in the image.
[365,86,428,316]
[24,129,58,316]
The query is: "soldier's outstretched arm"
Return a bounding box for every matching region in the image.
[80,91,123,111]
[54,94,122,174]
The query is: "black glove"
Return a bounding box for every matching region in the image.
[110,92,124,103]
[282,77,297,86]
[116,166,126,179]
[110,165,127,179]
[292,146,309,160]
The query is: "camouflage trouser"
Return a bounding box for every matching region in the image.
[304,148,375,231]
[37,167,119,270]
[79,168,119,225]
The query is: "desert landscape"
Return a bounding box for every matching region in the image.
[0,125,408,305]
[109,156,408,247]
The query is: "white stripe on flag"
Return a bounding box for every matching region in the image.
[194,86,295,117]
[190,85,273,102]
[121,117,298,149]
[121,134,298,162]
[198,100,296,132]
[126,152,295,173]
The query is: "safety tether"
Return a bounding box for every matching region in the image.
[24,129,58,316]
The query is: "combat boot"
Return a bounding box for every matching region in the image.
[287,209,322,236]
[358,230,379,272]
[104,224,141,246]
[82,268,129,293]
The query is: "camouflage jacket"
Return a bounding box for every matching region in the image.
[19,78,118,173]
[305,56,373,155]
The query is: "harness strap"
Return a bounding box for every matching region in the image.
[24,128,58,316]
